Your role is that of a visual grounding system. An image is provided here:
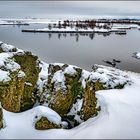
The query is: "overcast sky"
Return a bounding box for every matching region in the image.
[0,1,140,18]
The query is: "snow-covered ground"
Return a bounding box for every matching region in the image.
[112,24,139,29]
[0,18,58,25]
[0,71,140,139]
[73,72,140,139]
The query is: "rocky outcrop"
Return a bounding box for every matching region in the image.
[0,71,25,112]
[48,64,83,117]
[0,42,131,129]
[14,52,40,111]
[38,64,84,118]
[0,42,40,112]
[37,63,131,128]
[81,81,100,121]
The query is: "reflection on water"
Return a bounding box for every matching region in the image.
[0,25,140,72]
[47,32,111,42]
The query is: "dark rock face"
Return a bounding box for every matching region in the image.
[0,105,3,129]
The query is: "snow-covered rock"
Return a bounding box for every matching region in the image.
[33,106,67,130]
[91,64,131,89]
[0,42,40,113]
[132,52,140,59]
[37,62,131,127]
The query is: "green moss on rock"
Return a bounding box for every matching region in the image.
[0,51,40,112]
[94,80,105,91]
[35,116,61,130]
[0,71,25,112]
[14,52,40,111]
[49,89,74,116]
[47,66,83,117]
[81,81,98,121]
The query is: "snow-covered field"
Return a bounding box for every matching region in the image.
[0,18,58,25]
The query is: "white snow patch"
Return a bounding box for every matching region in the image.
[0,52,21,82]
[18,70,25,78]
[25,82,32,86]
[33,106,62,125]
[64,65,76,75]
[52,71,65,83]
[81,70,90,88]
[0,53,20,72]
[52,70,66,90]
[68,99,83,123]
[0,43,16,52]
[0,70,11,82]
[36,61,49,93]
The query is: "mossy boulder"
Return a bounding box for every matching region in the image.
[0,104,3,129]
[0,71,25,112]
[44,64,84,117]
[38,64,100,127]
[49,89,74,116]
[14,52,40,111]
[35,116,61,130]
[0,43,40,112]
[81,81,100,121]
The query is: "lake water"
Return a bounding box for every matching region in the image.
[0,24,140,72]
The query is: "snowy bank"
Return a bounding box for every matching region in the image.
[0,42,140,139]
[22,27,110,33]
[0,71,140,139]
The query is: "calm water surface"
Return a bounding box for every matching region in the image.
[0,25,140,72]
